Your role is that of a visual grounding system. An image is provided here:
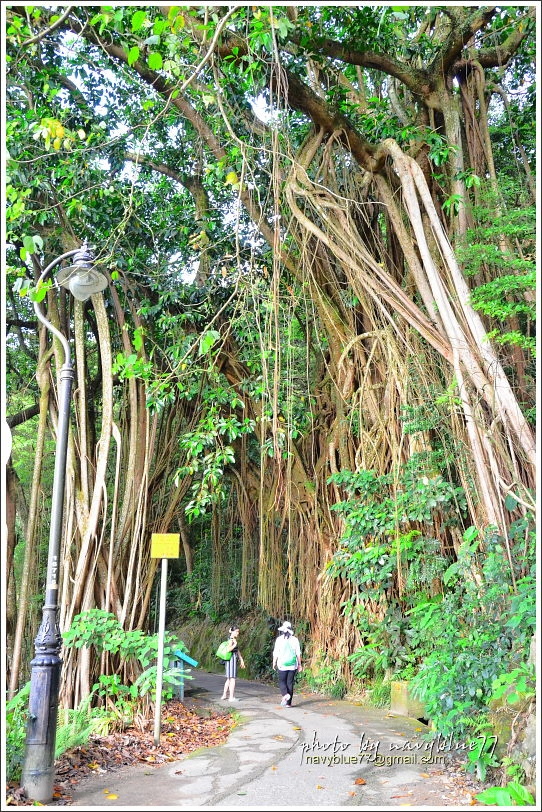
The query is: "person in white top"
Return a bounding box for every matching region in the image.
[272,621,302,707]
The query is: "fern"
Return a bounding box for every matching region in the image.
[5,682,31,783]
[54,692,109,758]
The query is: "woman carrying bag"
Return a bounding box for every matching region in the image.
[272,621,302,707]
[221,625,245,701]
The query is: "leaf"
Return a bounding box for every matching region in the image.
[106,793,118,800]
[443,562,459,585]
[316,784,325,789]
[354,777,366,785]
[504,493,518,511]
[133,326,144,351]
[22,235,36,254]
[128,46,140,66]
[463,525,479,543]
[506,781,535,804]
[131,9,146,32]
[199,329,220,356]
[148,52,163,71]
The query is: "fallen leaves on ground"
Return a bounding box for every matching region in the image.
[389,759,489,807]
[5,699,235,807]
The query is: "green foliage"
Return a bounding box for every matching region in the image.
[464,730,499,781]
[366,679,392,709]
[327,464,459,606]
[331,481,536,742]
[408,526,535,738]
[426,132,458,166]
[4,7,536,771]
[300,652,347,699]
[63,610,187,726]
[165,530,242,623]
[249,645,276,682]
[91,667,182,728]
[167,562,218,622]
[475,781,535,807]
[347,605,415,678]
[456,184,536,357]
[5,683,110,783]
[500,756,527,784]
[55,694,111,758]
[176,401,254,521]
[489,663,535,707]
[5,682,30,783]
[442,193,463,215]
[63,609,187,668]
[328,467,466,546]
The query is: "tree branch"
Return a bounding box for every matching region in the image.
[21,5,75,47]
[431,6,497,75]
[7,404,41,429]
[289,34,431,99]
[474,8,536,68]
[280,69,384,173]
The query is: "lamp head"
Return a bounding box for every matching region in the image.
[55,242,108,301]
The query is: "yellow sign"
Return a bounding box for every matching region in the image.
[151,533,180,559]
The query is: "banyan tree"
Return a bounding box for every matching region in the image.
[5,5,536,705]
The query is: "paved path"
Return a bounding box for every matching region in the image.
[70,670,469,809]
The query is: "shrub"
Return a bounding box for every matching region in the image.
[63,610,188,729]
[301,651,347,698]
[5,682,30,783]
[367,680,391,708]
[5,684,111,784]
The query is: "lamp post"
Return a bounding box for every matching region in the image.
[21,242,108,804]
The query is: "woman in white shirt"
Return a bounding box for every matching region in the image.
[272,621,302,707]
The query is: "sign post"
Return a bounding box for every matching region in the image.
[150,533,180,745]
[173,650,199,700]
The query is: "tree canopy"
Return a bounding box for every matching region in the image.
[4,4,536,713]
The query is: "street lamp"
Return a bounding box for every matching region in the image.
[21,242,108,804]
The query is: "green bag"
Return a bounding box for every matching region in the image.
[216,640,233,661]
[281,638,297,667]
